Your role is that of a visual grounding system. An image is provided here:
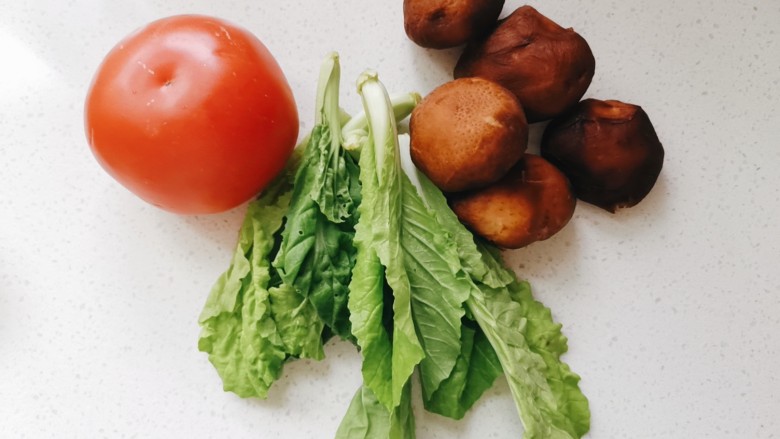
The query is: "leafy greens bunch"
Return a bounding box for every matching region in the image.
[198,53,590,439]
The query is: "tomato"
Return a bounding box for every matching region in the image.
[85,15,298,214]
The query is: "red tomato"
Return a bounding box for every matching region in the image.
[85,15,298,214]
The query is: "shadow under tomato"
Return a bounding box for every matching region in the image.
[177,204,248,254]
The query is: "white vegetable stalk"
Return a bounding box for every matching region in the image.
[315,52,342,153]
[342,92,420,152]
[356,70,400,183]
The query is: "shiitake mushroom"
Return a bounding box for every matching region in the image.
[450,154,576,248]
[454,5,595,123]
[409,77,528,193]
[403,0,505,49]
[541,99,665,213]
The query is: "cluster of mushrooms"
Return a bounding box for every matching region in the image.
[404,2,665,248]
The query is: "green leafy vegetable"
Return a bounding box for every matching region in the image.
[490,256,591,437]
[268,282,326,359]
[451,231,591,436]
[400,176,471,401]
[423,324,502,419]
[410,171,512,289]
[198,54,363,399]
[198,161,302,398]
[349,71,425,410]
[413,163,591,438]
[273,53,361,341]
[199,54,590,439]
[347,214,393,407]
[351,72,477,414]
[469,282,573,438]
[335,384,415,439]
[352,73,592,438]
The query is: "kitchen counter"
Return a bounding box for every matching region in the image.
[1,1,778,437]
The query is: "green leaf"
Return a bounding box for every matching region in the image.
[507,280,591,437]
[312,51,359,225]
[466,275,591,439]
[351,72,425,410]
[400,176,470,400]
[473,245,589,435]
[352,73,471,414]
[468,282,565,438]
[310,117,359,224]
[197,169,295,399]
[273,54,360,341]
[268,282,325,360]
[274,134,358,339]
[335,384,415,439]
[347,215,393,407]
[423,324,502,420]
[414,164,590,436]
[413,173,488,282]
[413,171,513,290]
[474,241,515,289]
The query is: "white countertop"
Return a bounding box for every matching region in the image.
[1,1,779,437]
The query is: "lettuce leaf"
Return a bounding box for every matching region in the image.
[400,176,471,401]
[197,163,301,398]
[413,173,512,289]
[350,72,472,413]
[273,127,359,339]
[347,205,393,407]
[469,281,572,438]
[423,324,502,419]
[335,384,415,439]
[273,54,360,341]
[268,282,325,359]
[494,259,591,437]
[464,245,590,436]
[349,73,425,410]
[414,159,591,437]
[198,54,362,399]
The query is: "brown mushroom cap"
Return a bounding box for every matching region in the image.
[454,5,595,123]
[410,77,528,193]
[403,0,505,49]
[450,154,576,248]
[541,99,665,212]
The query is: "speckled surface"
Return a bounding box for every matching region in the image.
[1,1,779,437]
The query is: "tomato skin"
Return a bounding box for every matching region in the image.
[85,15,298,214]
